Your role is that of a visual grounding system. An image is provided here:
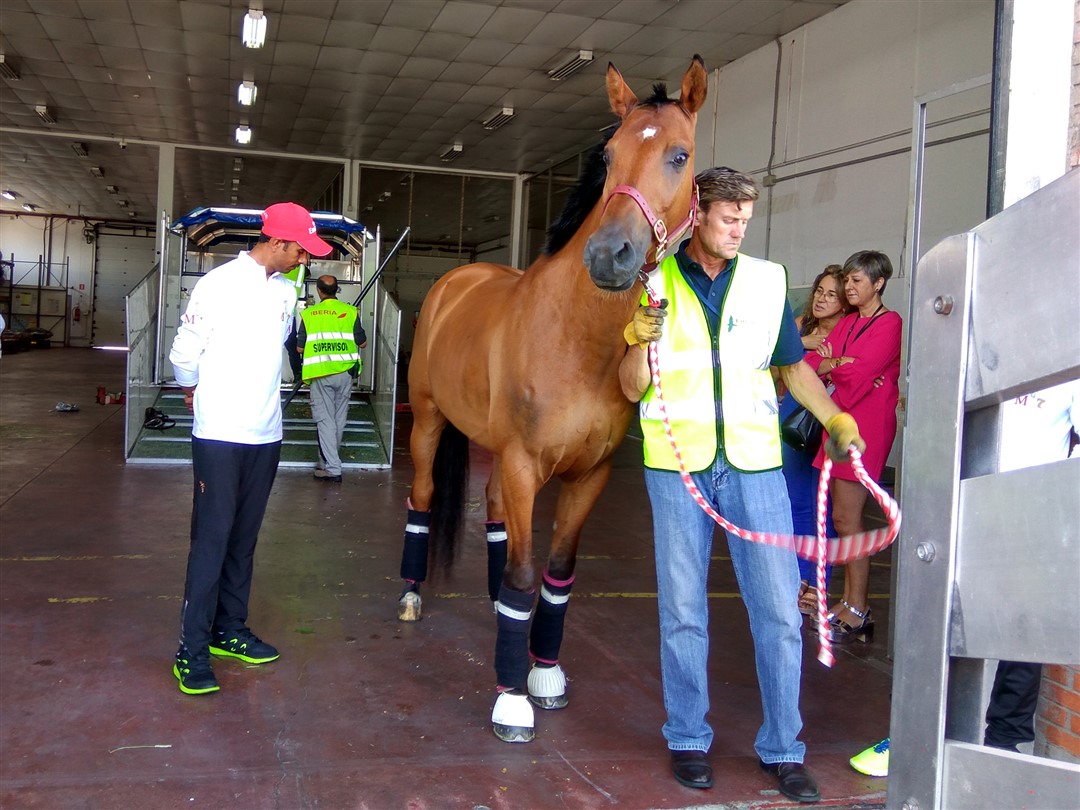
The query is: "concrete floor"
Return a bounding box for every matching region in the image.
[0,348,893,810]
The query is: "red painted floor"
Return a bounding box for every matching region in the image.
[1,349,892,809]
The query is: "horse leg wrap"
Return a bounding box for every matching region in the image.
[495,584,535,692]
[529,569,575,665]
[485,521,507,604]
[399,506,431,583]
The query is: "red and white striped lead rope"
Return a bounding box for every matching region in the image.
[641,290,902,667]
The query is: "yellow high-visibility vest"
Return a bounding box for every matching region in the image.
[640,253,787,472]
[300,298,361,381]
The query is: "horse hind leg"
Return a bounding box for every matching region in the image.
[397,399,444,622]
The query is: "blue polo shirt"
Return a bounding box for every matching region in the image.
[674,243,804,367]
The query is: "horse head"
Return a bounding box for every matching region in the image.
[583,56,708,291]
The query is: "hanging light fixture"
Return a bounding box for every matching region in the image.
[22,203,37,212]
[440,143,463,163]
[71,142,89,157]
[547,49,594,81]
[34,104,57,124]
[242,9,267,48]
[1,190,17,200]
[0,54,20,81]
[482,106,515,131]
[235,124,252,145]
[238,80,257,106]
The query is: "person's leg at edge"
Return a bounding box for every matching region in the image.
[309,377,340,475]
[214,440,281,636]
[645,466,717,754]
[829,478,870,627]
[717,461,806,765]
[985,661,1042,751]
[181,437,242,655]
[332,371,351,464]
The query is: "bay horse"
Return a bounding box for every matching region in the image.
[397,56,708,742]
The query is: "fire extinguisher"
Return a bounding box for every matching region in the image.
[73,304,81,322]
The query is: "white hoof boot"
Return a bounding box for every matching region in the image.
[397,590,422,622]
[491,691,535,743]
[527,664,568,710]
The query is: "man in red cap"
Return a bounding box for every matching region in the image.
[168,202,332,695]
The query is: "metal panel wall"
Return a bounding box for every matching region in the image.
[889,168,1080,809]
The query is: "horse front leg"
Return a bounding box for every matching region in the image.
[397,399,445,621]
[484,457,507,607]
[490,450,541,743]
[528,461,614,711]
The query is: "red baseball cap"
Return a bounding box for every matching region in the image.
[261,202,333,257]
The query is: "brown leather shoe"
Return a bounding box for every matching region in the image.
[759,760,821,803]
[671,750,713,789]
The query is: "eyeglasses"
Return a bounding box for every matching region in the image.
[812,287,839,302]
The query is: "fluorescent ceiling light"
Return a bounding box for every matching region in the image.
[235,125,252,144]
[548,49,594,81]
[22,203,36,212]
[482,106,514,131]
[238,80,257,106]
[35,104,56,124]
[1,190,16,200]
[0,54,20,81]
[233,158,244,172]
[440,143,463,163]
[242,9,267,48]
[117,199,128,207]
[89,166,104,178]
[106,185,118,194]
[71,142,89,157]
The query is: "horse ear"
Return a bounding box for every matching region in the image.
[679,54,708,115]
[606,62,639,119]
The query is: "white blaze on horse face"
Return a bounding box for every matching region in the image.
[640,126,658,141]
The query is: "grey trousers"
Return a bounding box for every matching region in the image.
[310,370,353,475]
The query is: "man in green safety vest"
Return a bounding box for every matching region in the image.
[297,275,367,482]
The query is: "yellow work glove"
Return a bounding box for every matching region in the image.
[623,300,668,348]
[823,412,866,462]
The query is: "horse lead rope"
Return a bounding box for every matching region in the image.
[640,285,902,667]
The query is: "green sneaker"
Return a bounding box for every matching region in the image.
[209,627,279,664]
[850,737,889,777]
[173,646,219,695]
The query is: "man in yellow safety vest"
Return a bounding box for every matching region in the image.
[297,275,367,482]
[618,167,865,802]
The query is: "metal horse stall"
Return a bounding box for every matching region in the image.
[889,168,1079,808]
[124,208,401,469]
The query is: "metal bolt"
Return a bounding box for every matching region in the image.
[916,542,936,562]
[902,800,920,810]
[933,295,953,315]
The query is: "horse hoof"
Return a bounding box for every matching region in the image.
[527,664,568,710]
[398,591,422,622]
[491,692,535,743]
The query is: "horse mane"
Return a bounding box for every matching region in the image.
[543,83,674,256]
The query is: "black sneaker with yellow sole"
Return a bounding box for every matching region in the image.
[173,646,220,695]
[209,627,279,664]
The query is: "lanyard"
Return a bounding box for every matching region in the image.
[841,303,885,355]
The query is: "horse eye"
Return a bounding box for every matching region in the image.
[602,150,612,166]
[672,152,688,168]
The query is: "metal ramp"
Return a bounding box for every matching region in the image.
[889,168,1079,808]
[126,388,390,468]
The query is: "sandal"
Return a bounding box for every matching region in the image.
[826,599,874,644]
[798,582,819,617]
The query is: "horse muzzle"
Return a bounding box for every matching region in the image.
[583,223,647,291]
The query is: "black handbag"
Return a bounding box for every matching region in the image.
[780,385,834,454]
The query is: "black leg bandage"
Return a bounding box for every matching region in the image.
[529,568,575,665]
[495,584,535,691]
[485,521,507,603]
[399,505,430,583]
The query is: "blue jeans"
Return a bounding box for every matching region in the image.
[645,459,806,764]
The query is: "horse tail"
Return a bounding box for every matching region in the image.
[430,421,470,572]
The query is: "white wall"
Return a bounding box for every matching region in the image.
[697,0,996,295]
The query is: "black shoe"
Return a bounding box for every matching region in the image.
[173,646,219,695]
[209,627,279,664]
[671,750,713,789]
[313,469,342,482]
[760,761,821,803]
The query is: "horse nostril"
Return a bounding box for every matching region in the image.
[614,241,636,269]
